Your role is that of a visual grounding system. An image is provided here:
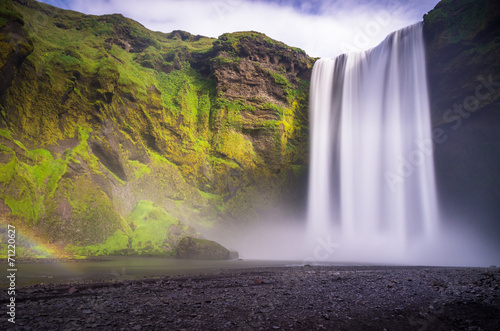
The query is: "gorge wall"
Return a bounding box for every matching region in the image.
[423,0,500,244]
[0,0,312,257]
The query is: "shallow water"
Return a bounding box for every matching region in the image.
[2,257,314,286]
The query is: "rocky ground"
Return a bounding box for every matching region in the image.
[2,265,500,330]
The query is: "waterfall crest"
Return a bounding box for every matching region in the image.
[307,23,439,262]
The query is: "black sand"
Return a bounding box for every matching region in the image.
[3,265,500,330]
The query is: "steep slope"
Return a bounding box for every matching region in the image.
[424,0,500,242]
[424,0,500,125]
[0,0,313,257]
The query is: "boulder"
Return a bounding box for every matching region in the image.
[176,236,231,260]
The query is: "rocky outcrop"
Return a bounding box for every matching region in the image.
[0,1,33,102]
[176,236,231,260]
[207,32,313,205]
[0,0,313,257]
[211,32,312,104]
[424,0,500,242]
[424,0,500,125]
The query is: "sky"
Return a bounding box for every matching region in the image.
[38,0,441,58]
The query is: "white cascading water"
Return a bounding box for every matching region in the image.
[307,23,439,263]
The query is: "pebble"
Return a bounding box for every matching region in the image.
[3,266,499,330]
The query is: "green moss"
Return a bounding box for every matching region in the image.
[149,150,177,167]
[270,71,291,89]
[197,189,224,211]
[0,127,113,231]
[0,129,12,140]
[55,53,81,71]
[66,229,130,256]
[0,129,28,152]
[211,55,241,66]
[40,175,121,245]
[0,0,23,23]
[0,0,312,256]
[424,0,487,43]
[128,200,180,256]
[128,159,151,179]
[73,87,82,98]
[215,31,300,55]
[0,153,43,224]
[208,154,239,170]
[30,245,51,258]
[0,245,36,259]
[157,67,215,128]
[215,129,255,168]
[73,126,104,176]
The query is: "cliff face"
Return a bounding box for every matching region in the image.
[424,0,500,239]
[0,0,313,257]
[424,0,500,125]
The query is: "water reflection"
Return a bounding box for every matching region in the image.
[1,257,307,286]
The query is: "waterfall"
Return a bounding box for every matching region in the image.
[307,23,439,262]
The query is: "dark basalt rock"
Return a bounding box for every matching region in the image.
[176,236,231,260]
[424,0,500,125]
[424,0,500,246]
[0,13,33,104]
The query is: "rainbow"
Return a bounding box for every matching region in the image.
[0,221,77,260]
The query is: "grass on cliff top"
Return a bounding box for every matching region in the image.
[216,31,307,55]
[424,0,488,43]
[10,0,219,162]
[10,0,214,110]
[0,0,22,28]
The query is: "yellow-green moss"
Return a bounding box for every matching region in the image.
[0,0,311,256]
[128,159,151,179]
[66,229,130,256]
[215,129,256,168]
[128,200,179,256]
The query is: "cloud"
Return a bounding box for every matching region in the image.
[40,0,440,58]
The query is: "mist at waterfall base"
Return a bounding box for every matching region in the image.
[210,23,499,267]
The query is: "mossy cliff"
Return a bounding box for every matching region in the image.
[424,0,500,240]
[0,0,314,257]
[424,0,500,125]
